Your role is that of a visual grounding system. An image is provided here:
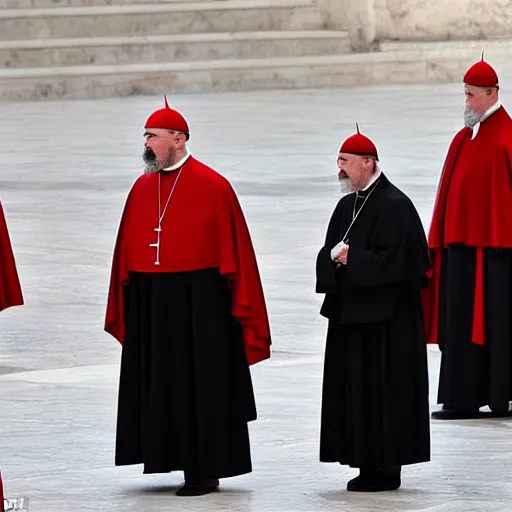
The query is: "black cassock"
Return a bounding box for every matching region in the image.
[107,161,272,480]
[316,174,431,469]
[115,269,256,478]
[437,246,512,410]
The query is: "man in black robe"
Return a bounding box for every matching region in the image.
[105,98,271,496]
[316,126,431,492]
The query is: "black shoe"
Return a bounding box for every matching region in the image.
[487,405,512,417]
[347,467,401,492]
[176,473,219,497]
[346,472,374,492]
[431,405,481,420]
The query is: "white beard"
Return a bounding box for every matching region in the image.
[339,177,356,195]
[464,105,483,128]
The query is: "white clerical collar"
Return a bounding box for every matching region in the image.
[162,151,191,171]
[361,167,382,191]
[471,101,501,140]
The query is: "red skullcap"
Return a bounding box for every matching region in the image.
[145,96,190,140]
[464,51,499,88]
[339,123,379,161]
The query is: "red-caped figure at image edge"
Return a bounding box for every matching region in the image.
[0,200,23,512]
[104,97,271,497]
[423,56,512,419]
[0,200,23,313]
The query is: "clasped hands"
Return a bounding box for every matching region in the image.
[330,241,349,265]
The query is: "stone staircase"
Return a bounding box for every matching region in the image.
[0,0,354,100]
[3,0,512,102]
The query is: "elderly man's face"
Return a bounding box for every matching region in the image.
[337,153,375,193]
[464,84,498,128]
[464,85,496,114]
[143,128,184,173]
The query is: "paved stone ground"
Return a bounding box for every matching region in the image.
[2,79,512,511]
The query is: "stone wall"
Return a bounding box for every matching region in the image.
[316,0,349,30]
[316,0,378,51]
[375,0,512,40]
[318,0,512,51]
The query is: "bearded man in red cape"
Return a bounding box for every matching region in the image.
[423,57,512,419]
[105,98,271,496]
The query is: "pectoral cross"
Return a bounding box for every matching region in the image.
[149,225,162,265]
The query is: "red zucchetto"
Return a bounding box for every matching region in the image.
[463,52,499,88]
[339,123,379,161]
[145,95,190,139]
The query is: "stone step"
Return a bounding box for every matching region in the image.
[0,0,324,40]
[2,43,510,102]
[379,38,512,53]
[3,0,189,7]
[1,30,350,68]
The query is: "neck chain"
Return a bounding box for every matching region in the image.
[341,176,381,244]
[149,163,186,265]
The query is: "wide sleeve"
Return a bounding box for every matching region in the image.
[315,201,343,295]
[343,199,429,289]
[216,184,271,366]
[0,201,23,312]
[104,188,134,344]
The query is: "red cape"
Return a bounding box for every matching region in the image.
[423,106,512,345]
[0,201,23,313]
[105,156,271,365]
[0,471,4,512]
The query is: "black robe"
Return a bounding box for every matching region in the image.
[115,268,256,478]
[437,246,512,410]
[316,174,431,468]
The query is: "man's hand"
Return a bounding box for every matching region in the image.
[335,244,349,265]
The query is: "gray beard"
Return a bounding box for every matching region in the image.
[339,177,356,195]
[142,148,162,174]
[464,105,483,128]
[143,148,176,174]
[143,159,161,174]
